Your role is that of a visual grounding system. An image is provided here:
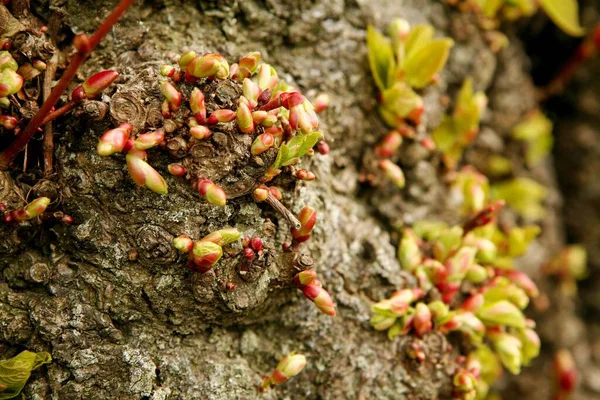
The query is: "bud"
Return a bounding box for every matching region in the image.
[200,228,242,246]
[126,154,168,194]
[442,312,486,342]
[313,93,330,113]
[302,282,336,316]
[374,130,402,158]
[236,100,255,133]
[190,125,212,140]
[243,247,255,260]
[160,64,175,77]
[445,246,477,283]
[134,129,165,150]
[387,18,411,46]
[253,186,269,202]
[317,141,329,155]
[187,53,229,79]
[12,197,50,221]
[517,327,540,366]
[207,109,236,124]
[238,52,261,74]
[413,302,432,336]
[463,200,505,232]
[452,369,477,400]
[293,270,318,287]
[189,88,206,123]
[198,180,227,207]
[251,110,267,124]
[160,81,182,111]
[261,353,307,389]
[291,206,317,243]
[97,123,133,156]
[296,169,316,181]
[81,70,119,98]
[289,105,314,134]
[0,115,17,130]
[0,69,23,97]
[178,50,197,69]
[269,186,282,200]
[251,237,263,251]
[489,332,522,375]
[427,301,449,323]
[476,300,526,328]
[0,51,18,71]
[421,258,447,284]
[258,64,279,91]
[463,234,496,263]
[370,312,397,331]
[397,228,421,272]
[461,293,484,312]
[389,288,424,315]
[464,264,488,284]
[243,78,260,107]
[189,241,223,272]
[379,160,405,188]
[502,270,539,298]
[553,349,577,398]
[173,234,193,253]
[432,226,463,262]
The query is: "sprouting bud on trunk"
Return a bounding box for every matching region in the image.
[198,179,227,206]
[253,186,269,202]
[236,100,255,133]
[178,50,197,70]
[452,369,477,400]
[421,258,447,284]
[243,247,255,259]
[160,65,176,77]
[168,163,186,177]
[200,228,242,246]
[250,237,263,252]
[97,123,132,156]
[190,125,212,140]
[32,60,46,71]
[189,88,206,123]
[173,234,193,253]
[160,81,182,111]
[518,327,540,366]
[289,105,314,134]
[489,331,523,375]
[427,301,449,322]
[189,241,223,272]
[388,288,424,315]
[81,70,119,98]
[302,282,336,316]
[260,353,307,390]
[243,79,261,108]
[553,349,577,399]
[476,300,526,329]
[370,313,397,331]
[317,141,330,155]
[379,159,405,188]
[313,93,330,113]
[502,270,539,298]
[251,110,267,124]
[0,51,18,71]
[268,186,282,200]
[293,270,318,287]
[238,52,261,75]
[250,133,274,156]
[374,130,402,158]
[12,197,51,221]
[257,63,278,91]
[463,200,505,232]
[126,154,168,194]
[296,170,316,181]
[135,129,165,150]
[187,53,229,79]
[207,109,236,124]
[413,302,432,336]
[446,246,477,283]
[461,293,484,312]
[398,228,422,272]
[0,115,18,130]
[291,206,317,243]
[0,69,23,97]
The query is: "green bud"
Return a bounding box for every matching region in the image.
[489,332,523,375]
[398,228,421,272]
[477,300,526,328]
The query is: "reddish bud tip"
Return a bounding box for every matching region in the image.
[268,186,282,201]
[251,237,263,252]
[73,34,91,54]
[253,186,269,202]
[168,163,186,177]
[317,140,330,155]
[243,247,255,260]
[207,109,236,124]
[296,169,316,181]
[82,70,119,98]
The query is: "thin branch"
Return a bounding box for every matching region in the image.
[0,0,136,170]
[43,54,58,176]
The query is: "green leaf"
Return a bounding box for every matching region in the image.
[367,25,396,91]
[0,351,52,399]
[404,24,434,60]
[404,38,454,89]
[380,82,422,118]
[539,0,584,36]
[512,110,553,166]
[492,178,547,220]
[296,131,322,158]
[477,300,526,328]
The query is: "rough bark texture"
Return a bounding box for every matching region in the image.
[0,0,593,399]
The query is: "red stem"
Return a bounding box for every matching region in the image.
[41,101,79,126]
[0,0,136,170]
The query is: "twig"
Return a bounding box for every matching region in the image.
[42,54,58,176]
[0,0,136,170]
[264,191,301,230]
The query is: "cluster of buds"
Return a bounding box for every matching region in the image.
[1,197,50,223]
[371,194,543,396]
[241,235,264,260]
[543,245,588,296]
[97,123,168,194]
[367,19,453,130]
[452,368,477,400]
[259,353,306,391]
[0,51,23,99]
[449,166,490,216]
[293,270,336,316]
[173,228,241,273]
[197,179,227,207]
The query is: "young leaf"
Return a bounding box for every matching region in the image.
[403,38,454,88]
[367,25,396,91]
[380,83,422,118]
[512,110,553,166]
[0,351,52,400]
[404,24,435,60]
[539,0,584,37]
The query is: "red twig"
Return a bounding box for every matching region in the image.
[0,0,136,170]
[43,55,58,176]
[41,100,78,126]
